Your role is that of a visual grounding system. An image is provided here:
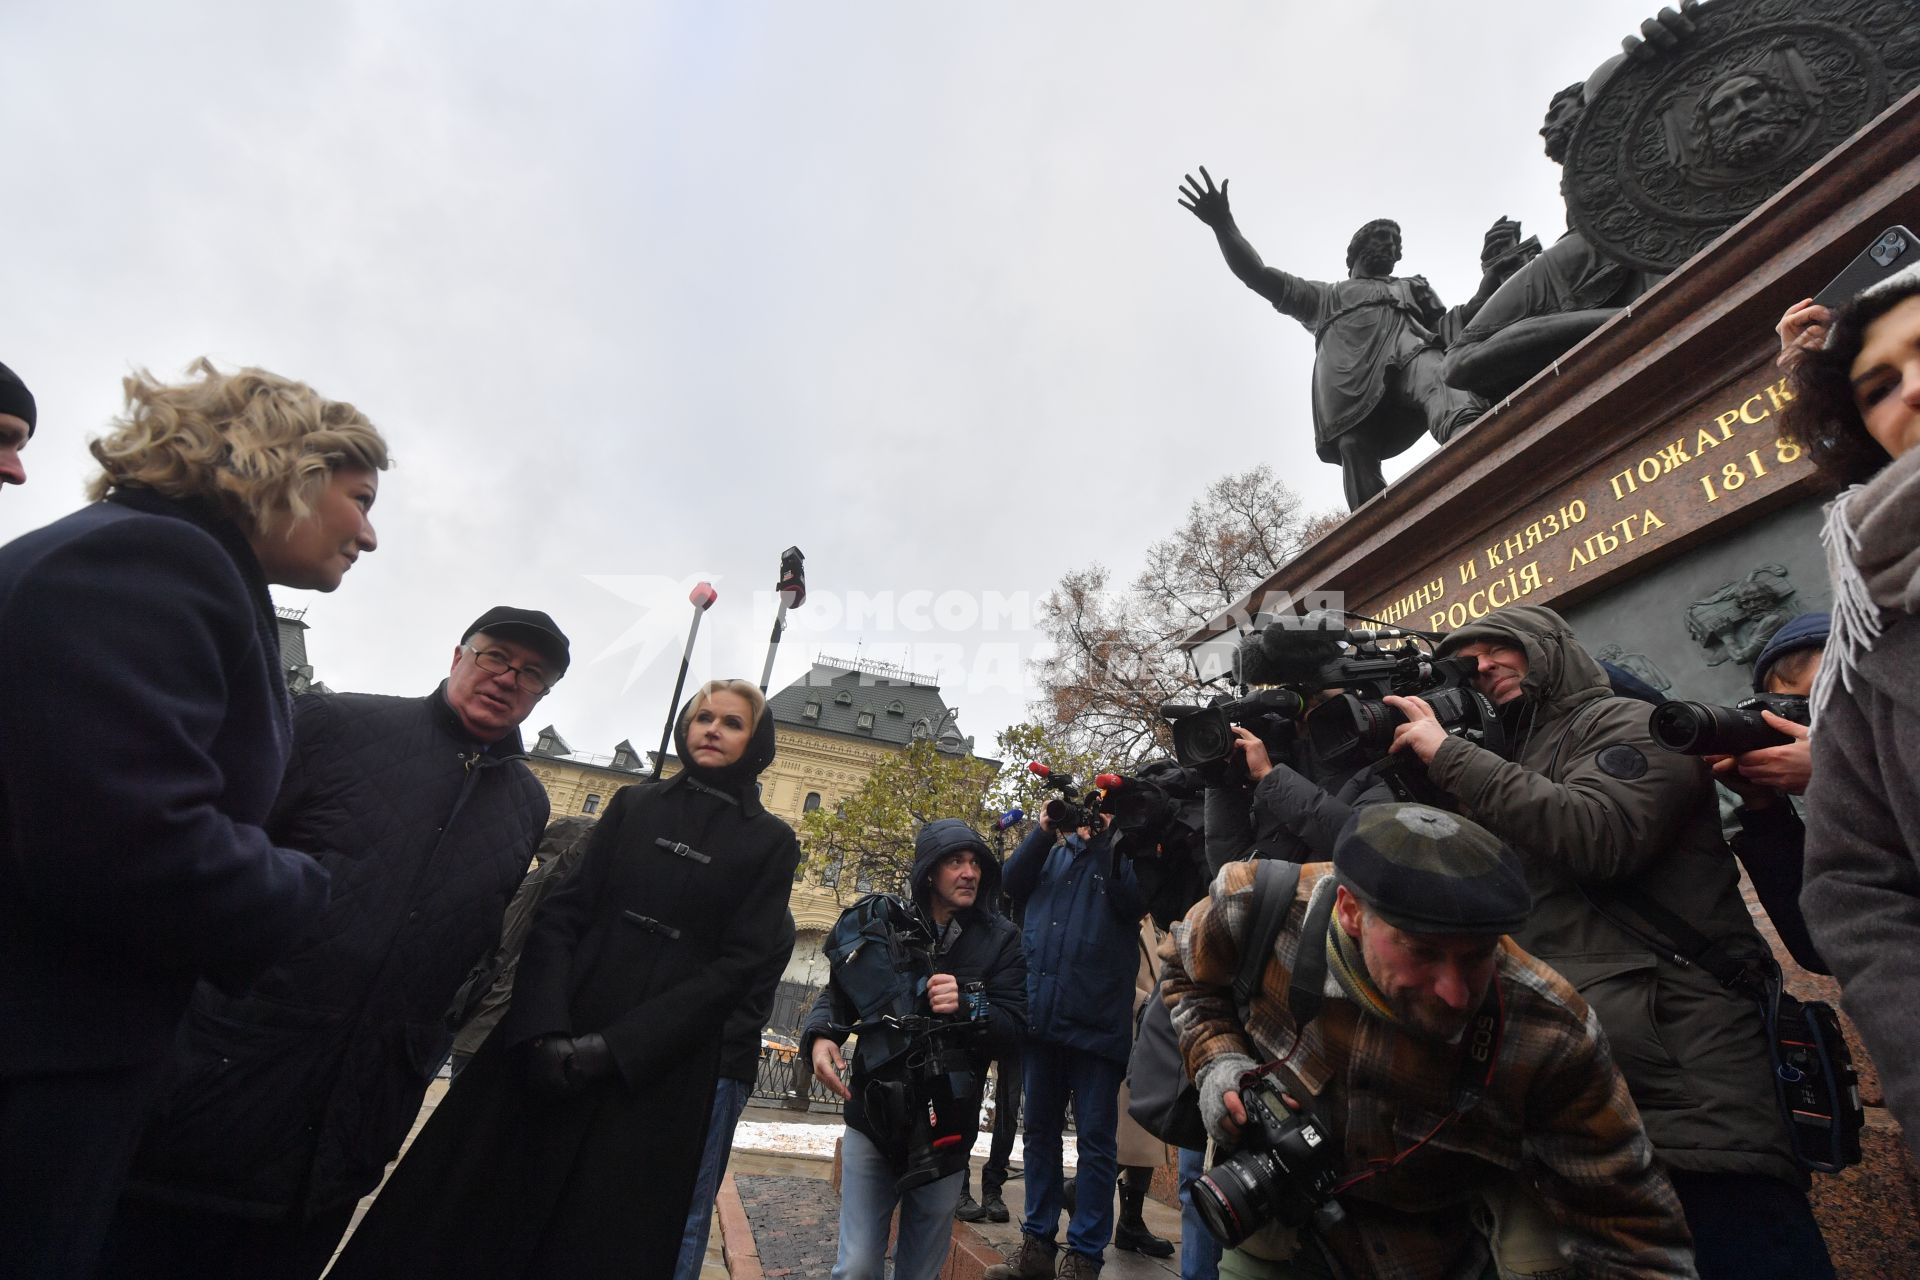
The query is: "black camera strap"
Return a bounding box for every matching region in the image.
[1578,882,1862,1172]
[1578,883,1770,997]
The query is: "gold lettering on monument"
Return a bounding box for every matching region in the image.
[1375,373,1809,627]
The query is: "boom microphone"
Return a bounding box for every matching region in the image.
[1244,626,1343,686]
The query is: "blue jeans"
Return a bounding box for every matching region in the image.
[1179,1145,1222,1280]
[832,1126,964,1280]
[672,1075,754,1280]
[1020,1040,1123,1260]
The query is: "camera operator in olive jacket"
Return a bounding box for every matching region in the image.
[803,819,1026,1280]
[1383,605,1830,1280]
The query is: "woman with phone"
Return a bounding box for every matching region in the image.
[1781,267,1920,1161]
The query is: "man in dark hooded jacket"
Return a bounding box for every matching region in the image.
[1382,604,1832,1280]
[803,819,1026,1280]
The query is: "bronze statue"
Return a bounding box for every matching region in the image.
[1178,167,1525,509]
[1439,76,1662,402]
[1441,4,1705,402]
[1452,0,1920,404]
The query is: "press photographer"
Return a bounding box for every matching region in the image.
[1649,612,1828,973]
[1162,803,1695,1279]
[988,791,1146,1280]
[1383,604,1835,1279]
[802,820,1025,1280]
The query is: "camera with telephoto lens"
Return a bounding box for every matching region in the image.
[1188,1078,1342,1248]
[1648,693,1810,756]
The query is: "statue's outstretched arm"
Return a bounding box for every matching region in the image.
[1178,166,1302,314]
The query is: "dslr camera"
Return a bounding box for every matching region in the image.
[1648,693,1810,756]
[1187,1077,1343,1248]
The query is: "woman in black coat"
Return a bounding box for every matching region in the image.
[330,679,801,1278]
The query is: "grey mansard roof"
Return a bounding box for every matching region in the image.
[767,660,977,755]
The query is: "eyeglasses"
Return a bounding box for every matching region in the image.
[464,644,554,694]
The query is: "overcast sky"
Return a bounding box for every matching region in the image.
[5,1,1676,763]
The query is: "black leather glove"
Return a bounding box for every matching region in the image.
[569,1032,617,1086]
[527,1036,577,1096]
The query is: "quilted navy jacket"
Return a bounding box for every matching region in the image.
[124,685,548,1221]
[1003,824,1146,1065]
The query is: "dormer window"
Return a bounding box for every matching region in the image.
[803,701,821,720]
[886,700,905,716]
[834,690,854,705]
[855,710,875,732]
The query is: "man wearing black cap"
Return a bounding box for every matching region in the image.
[0,360,36,490]
[1163,804,1696,1279]
[101,607,566,1279]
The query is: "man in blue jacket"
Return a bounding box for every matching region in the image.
[987,812,1147,1280]
[805,819,1027,1280]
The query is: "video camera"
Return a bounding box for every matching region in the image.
[1169,611,1506,788]
[867,980,990,1190]
[1027,760,1206,856]
[1026,762,1104,831]
[1649,692,1810,756]
[1161,688,1305,785]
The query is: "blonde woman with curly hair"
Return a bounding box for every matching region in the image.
[0,358,389,1279]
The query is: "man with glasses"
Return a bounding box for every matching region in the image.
[101,607,567,1280]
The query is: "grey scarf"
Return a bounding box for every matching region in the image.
[1813,442,1920,723]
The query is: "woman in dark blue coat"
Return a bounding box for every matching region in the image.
[0,358,387,1278]
[329,678,801,1278]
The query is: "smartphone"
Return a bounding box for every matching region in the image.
[1812,226,1919,308]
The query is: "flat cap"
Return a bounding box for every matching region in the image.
[462,605,571,674]
[1333,803,1530,936]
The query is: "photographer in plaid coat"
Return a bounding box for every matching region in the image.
[1162,804,1696,1280]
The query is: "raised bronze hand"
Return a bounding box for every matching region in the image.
[1622,1,1701,63]
[1177,166,1234,229]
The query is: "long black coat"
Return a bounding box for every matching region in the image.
[328,709,799,1279]
[120,687,549,1223]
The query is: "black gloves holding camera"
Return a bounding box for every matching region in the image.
[527,1033,617,1096]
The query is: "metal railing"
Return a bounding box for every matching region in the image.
[749,1044,843,1113]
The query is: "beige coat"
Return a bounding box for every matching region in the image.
[1114,917,1170,1168]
